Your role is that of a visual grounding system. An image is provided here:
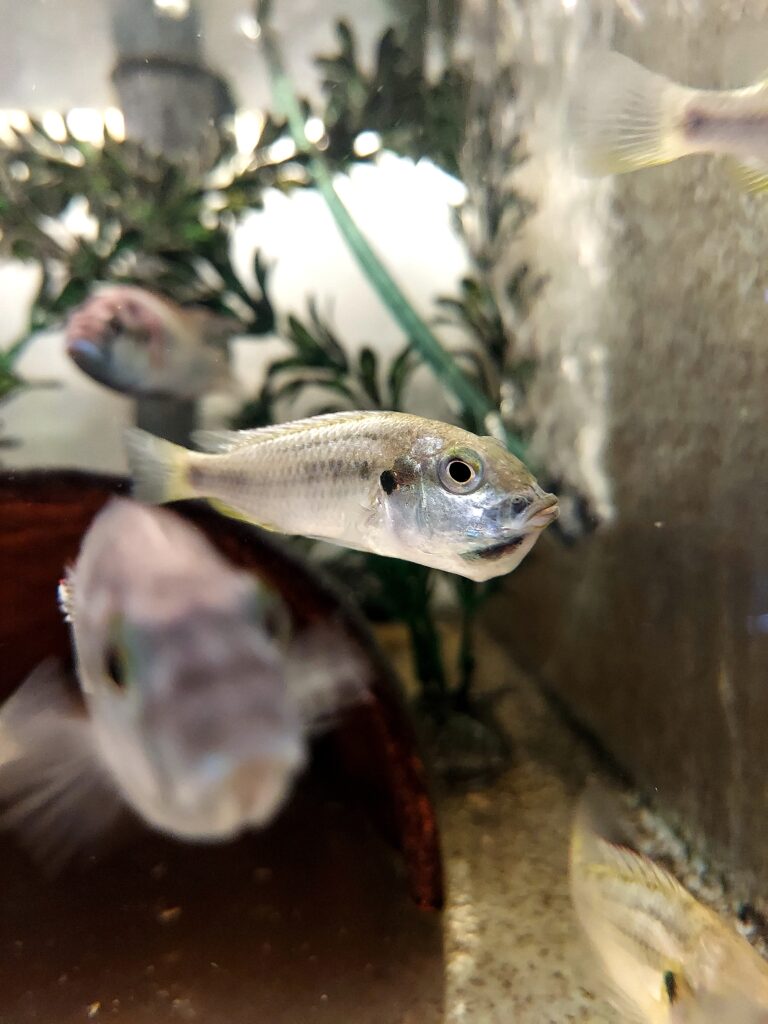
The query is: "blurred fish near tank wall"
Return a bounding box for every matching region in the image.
[461,0,768,892]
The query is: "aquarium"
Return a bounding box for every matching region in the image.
[4,0,768,1021]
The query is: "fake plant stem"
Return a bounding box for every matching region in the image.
[407,608,449,708]
[258,12,526,460]
[454,577,481,709]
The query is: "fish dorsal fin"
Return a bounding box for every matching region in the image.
[572,782,691,902]
[192,411,382,454]
[57,568,76,624]
[590,836,693,905]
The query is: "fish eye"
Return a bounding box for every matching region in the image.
[438,451,484,494]
[104,644,127,690]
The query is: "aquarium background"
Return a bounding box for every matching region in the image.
[5,0,768,1020]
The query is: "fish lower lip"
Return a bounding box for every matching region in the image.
[68,338,103,363]
[528,501,559,527]
[67,340,112,383]
[464,535,526,562]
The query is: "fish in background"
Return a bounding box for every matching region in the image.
[0,498,366,866]
[124,410,559,583]
[570,783,768,1023]
[65,285,238,399]
[569,49,768,192]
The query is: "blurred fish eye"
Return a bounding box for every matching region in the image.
[104,644,128,690]
[106,314,121,338]
[438,451,484,494]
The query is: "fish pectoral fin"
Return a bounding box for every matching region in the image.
[729,156,768,193]
[284,620,370,734]
[0,660,121,872]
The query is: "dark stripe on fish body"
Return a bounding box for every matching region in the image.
[195,460,372,490]
[682,105,768,141]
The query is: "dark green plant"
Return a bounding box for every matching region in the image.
[317,21,468,180]
[0,110,294,413]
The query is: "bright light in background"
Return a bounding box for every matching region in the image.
[234,110,265,155]
[419,159,468,207]
[304,117,325,145]
[267,137,297,163]
[561,0,578,9]
[41,110,67,143]
[237,12,261,41]
[104,107,126,142]
[60,196,98,243]
[9,161,30,182]
[7,110,31,134]
[153,0,190,19]
[0,112,20,145]
[66,108,104,146]
[353,130,382,158]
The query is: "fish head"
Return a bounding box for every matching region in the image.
[65,286,224,399]
[66,499,304,840]
[382,429,559,581]
[65,286,165,395]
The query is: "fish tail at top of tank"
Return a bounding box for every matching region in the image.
[569,50,699,176]
[569,49,768,189]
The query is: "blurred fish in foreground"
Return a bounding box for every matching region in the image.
[124,410,559,582]
[65,285,238,399]
[569,49,768,192]
[570,783,768,1022]
[0,498,366,867]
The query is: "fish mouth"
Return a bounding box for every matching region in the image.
[469,535,527,562]
[67,338,115,388]
[462,494,560,563]
[526,494,559,529]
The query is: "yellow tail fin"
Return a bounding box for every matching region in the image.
[569,50,693,176]
[124,428,194,505]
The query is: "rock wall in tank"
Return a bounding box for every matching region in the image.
[469,0,768,884]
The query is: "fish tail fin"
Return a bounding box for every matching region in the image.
[124,428,195,505]
[569,50,693,176]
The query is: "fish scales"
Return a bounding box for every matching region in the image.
[187,415,406,538]
[125,411,560,582]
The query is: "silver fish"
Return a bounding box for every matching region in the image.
[570,49,768,192]
[124,411,559,582]
[570,784,768,1023]
[0,498,365,865]
[65,285,236,399]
